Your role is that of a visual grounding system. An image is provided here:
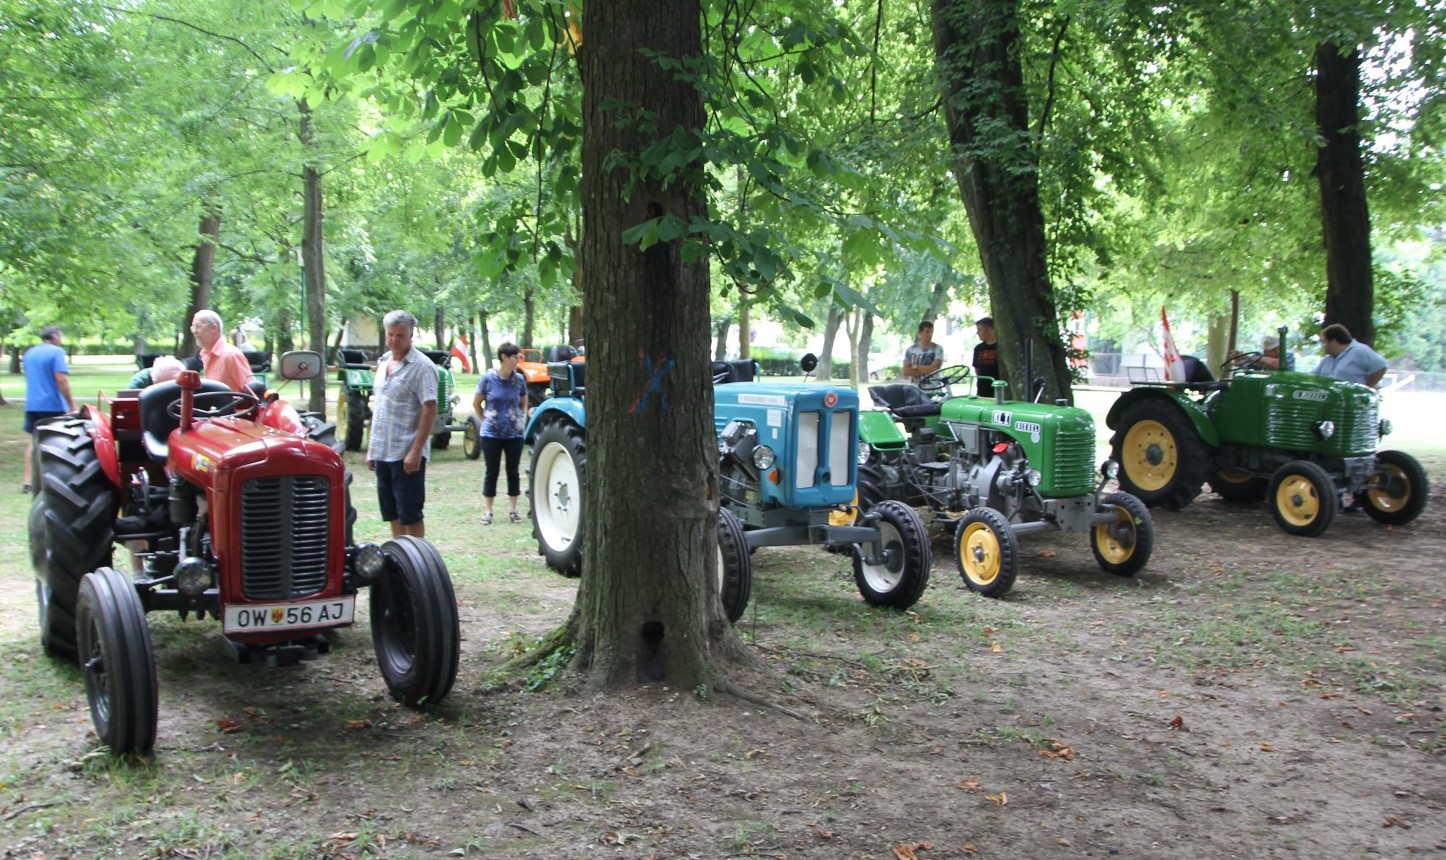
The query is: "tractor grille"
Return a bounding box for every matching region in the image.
[1047,422,1097,498]
[1267,396,1377,453]
[240,475,332,599]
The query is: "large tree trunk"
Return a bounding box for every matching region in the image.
[933,0,1072,403]
[477,310,493,374]
[737,293,751,360]
[714,316,733,361]
[523,286,536,348]
[180,204,222,359]
[817,306,842,379]
[300,98,328,415]
[1314,41,1374,344]
[573,0,740,691]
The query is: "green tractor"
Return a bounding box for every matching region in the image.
[1107,340,1428,537]
[856,366,1154,598]
[333,347,473,455]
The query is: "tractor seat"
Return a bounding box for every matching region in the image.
[868,384,941,419]
[140,379,233,461]
[712,360,758,385]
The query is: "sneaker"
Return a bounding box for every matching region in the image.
[481,512,493,525]
[510,511,523,524]
[20,483,30,494]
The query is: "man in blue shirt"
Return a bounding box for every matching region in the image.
[1315,323,1387,389]
[23,325,76,493]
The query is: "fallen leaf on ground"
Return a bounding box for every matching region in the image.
[956,777,982,792]
[1039,742,1075,761]
[892,843,932,860]
[1167,714,1185,731]
[985,792,1008,806]
[1259,742,1275,752]
[346,719,372,731]
[962,843,979,855]
[989,642,1002,653]
[215,718,243,734]
[1037,549,1056,558]
[1383,816,1410,829]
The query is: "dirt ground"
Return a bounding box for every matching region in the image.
[2,450,1444,859]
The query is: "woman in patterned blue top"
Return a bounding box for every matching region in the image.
[472,342,530,524]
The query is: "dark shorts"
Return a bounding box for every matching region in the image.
[375,460,426,525]
[24,411,65,434]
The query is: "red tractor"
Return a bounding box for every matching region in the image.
[28,351,460,756]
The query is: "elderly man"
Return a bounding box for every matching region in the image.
[365,310,438,538]
[190,310,256,392]
[1315,323,1387,389]
[128,355,186,389]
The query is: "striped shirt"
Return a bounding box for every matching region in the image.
[366,347,438,462]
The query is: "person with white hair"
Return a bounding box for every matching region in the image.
[128,355,186,389]
[190,309,256,392]
[365,309,438,538]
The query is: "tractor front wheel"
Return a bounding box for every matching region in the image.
[1111,403,1208,509]
[371,536,461,709]
[77,567,157,756]
[1359,450,1428,526]
[463,415,483,460]
[1268,460,1337,537]
[529,420,586,577]
[852,500,931,609]
[955,507,1019,598]
[717,507,752,623]
[1091,492,1155,576]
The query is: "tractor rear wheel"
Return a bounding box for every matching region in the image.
[1209,467,1268,504]
[1268,460,1337,537]
[955,507,1019,598]
[852,500,931,609]
[717,507,752,623]
[372,536,460,709]
[77,567,157,756]
[463,415,483,460]
[1359,450,1428,526]
[1091,492,1154,576]
[1111,402,1208,509]
[32,418,116,660]
[340,391,367,452]
[530,420,586,577]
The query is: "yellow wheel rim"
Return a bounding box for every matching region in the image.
[959,522,1002,586]
[1274,474,1321,527]
[1093,509,1136,564]
[1121,420,1177,492]
[1366,465,1411,512]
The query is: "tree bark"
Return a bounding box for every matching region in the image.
[180,204,222,359]
[932,0,1072,403]
[1313,41,1374,344]
[478,310,493,374]
[817,306,842,379]
[714,316,732,360]
[300,98,328,414]
[523,286,536,348]
[574,0,740,691]
[737,292,751,360]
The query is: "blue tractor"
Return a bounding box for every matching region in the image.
[524,355,932,620]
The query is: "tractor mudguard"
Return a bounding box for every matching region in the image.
[525,397,586,442]
[81,403,124,488]
[1106,388,1220,448]
[858,409,908,455]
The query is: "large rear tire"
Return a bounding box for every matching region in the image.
[77,567,157,756]
[372,536,460,709]
[1359,450,1428,526]
[1111,402,1209,509]
[852,500,931,609]
[32,418,116,660]
[1268,460,1337,537]
[340,391,367,452]
[529,420,586,577]
[955,507,1019,598]
[1091,492,1154,576]
[717,508,752,623]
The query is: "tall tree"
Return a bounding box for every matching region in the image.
[1314,41,1374,343]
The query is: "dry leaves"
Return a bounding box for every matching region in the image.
[215,718,243,734]
[1038,741,1076,761]
[985,791,1008,806]
[1167,714,1185,731]
[892,842,933,859]
[346,719,373,731]
[956,777,982,792]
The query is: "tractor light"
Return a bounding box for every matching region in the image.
[352,542,387,582]
[857,440,871,465]
[752,445,777,470]
[1101,460,1120,480]
[1312,420,1336,440]
[1025,469,1043,487]
[175,557,214,596]
[1379,419,1392,437]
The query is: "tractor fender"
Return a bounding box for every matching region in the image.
[525,397,586,443]
[858,409,908,454]
[82,403,124,487]
[1106,388,1220,447]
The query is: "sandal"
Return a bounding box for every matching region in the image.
[481,512,493,525]
[510,511,523,524]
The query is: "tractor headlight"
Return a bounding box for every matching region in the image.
[352,542,387,582]
[1101,460,1120,479]
[1312,420,1336,440]
[1379,419,1392,437]
[752,445,777,471]
[856,440,871,466]
[176,557,214,596]
[1025,469,1043,487]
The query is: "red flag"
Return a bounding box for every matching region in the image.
[1160,308,1185,382]
[450,336,471,373]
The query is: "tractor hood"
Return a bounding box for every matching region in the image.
[169,419,345,489]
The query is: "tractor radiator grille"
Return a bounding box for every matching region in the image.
[1048,424,1097,498]
[1267,397,1377,453]
[240,476,332,599]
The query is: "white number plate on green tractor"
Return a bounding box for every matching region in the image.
[224,597,355,634]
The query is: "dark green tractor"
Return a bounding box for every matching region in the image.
[335,348,374,452]
[1108,348,1427,537]
[857,366,1154,598]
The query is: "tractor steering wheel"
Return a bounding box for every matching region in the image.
[919,364,972,401]
[1222,351,1265,372]
[166,389,261,422]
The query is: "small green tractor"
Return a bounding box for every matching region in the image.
[857,366,1154,598]
[1107,344,1428,537]
[333,347,472,454]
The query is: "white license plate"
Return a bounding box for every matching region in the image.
[223,597,355,634]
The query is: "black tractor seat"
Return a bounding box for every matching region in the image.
[139,379,234,461]
[868,383,941,419]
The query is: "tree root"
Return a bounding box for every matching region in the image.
[709,678,809,721]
